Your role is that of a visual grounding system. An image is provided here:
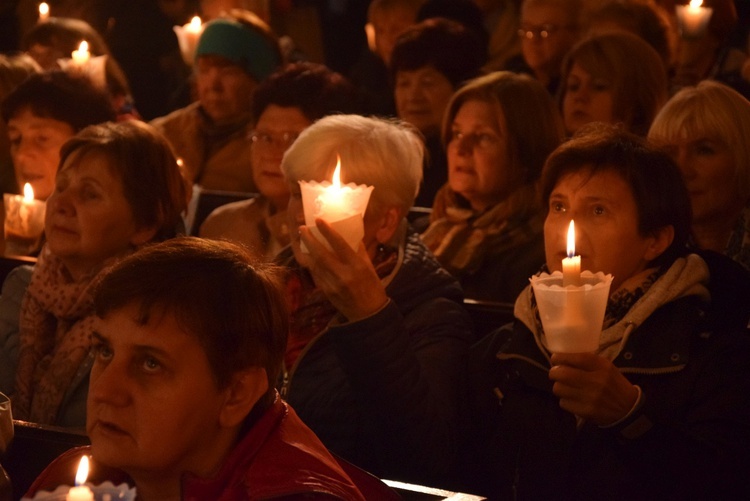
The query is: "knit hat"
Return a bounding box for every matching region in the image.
[195,18,280,82]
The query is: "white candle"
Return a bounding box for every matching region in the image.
[675,0,713,38]
[174,16,203,65]
[71,41,90,67]
[562,220,581,287]
[67,456,93,501]
[38,2,49,22]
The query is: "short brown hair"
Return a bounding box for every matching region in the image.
[541,123,691,268]
[58,121,186,241]
[442,71,565,185]
[93,238,289,407]
[560,32,668,136]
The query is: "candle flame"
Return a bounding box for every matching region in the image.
[77,40,89,53]
[567,220,576,258]
[39,2,49,16]
[75,456,89,486]
[23,183,34,201]
[190,16,202,29]
[332,156,341,189]
[689,0,703,7]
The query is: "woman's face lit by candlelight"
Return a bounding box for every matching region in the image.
[544,168,669,291]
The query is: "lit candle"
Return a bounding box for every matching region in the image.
[66,456,93,501]
[38,2,49,22]
[317,159,354,221]
[71,41,90,67]
[298,156,374,250]
[562,220,581,287]
[675,0,713,38]
[174,16,203,65]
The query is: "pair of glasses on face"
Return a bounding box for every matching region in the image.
[518,24,567,39]
[248,131,300,150]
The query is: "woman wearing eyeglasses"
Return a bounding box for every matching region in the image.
[421,71,565,302]
[510,0,582,95]
[199,62,359,260]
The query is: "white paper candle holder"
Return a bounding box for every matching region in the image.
[298,179,373,252]
[531,270,613,353]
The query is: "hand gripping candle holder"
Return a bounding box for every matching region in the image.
[530,270,613,353]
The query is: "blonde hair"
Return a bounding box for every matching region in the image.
[648,80,750,199]
[281,114,423,215]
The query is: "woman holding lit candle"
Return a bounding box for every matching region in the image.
[0,121,186,426]
[462,124,750,499]
[1,71,116,256]
[421,71,565,302]
[279,114,473,486]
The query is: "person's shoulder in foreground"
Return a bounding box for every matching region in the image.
[25,238,368,500]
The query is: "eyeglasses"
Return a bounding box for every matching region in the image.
[249,130,300,150]
[517,24,572,40]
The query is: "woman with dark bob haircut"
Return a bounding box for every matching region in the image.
[0,121,187,427]
[461,124,750,499]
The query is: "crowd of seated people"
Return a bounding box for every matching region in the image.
[0,0,749,498]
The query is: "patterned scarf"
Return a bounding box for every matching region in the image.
[725,202,750,272]
[13,246,119,423]
[515,254,711,362]
[283,244,399,370]
[420,183,543,277]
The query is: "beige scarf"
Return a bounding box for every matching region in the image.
[13,246,116,423]
[515,254,711,362]
[421,184,543,276]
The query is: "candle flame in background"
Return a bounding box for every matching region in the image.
[39,2,49,16]
[189,16,202,30]
[689,0,703,7]
[75,456,89,486]
[567,220,576,258]
[23,183,34,202]
[332,156,341,189]
[77,41,88,54]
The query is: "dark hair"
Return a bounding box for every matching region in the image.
[94,237,289,407]
[22,17,109,59]
[587,0,675,69]
[58,121,186,241]
[21,18,133,98]
[390,17,485,88]
[251,62,360,122]
[541,123,691,268]
[416,0,489,51]
[1,71,115,128]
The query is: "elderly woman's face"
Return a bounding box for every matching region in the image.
[562,63,615,135]
[45,150,155,278]
[7,107,76,200]
[251,105,311,210]
[394,65,454,137]
[447,99,516,212]
[661,137,742,226]
[544,168,661,292]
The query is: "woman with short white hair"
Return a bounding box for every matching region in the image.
[278,114,473,487]
[649,80,750,271]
